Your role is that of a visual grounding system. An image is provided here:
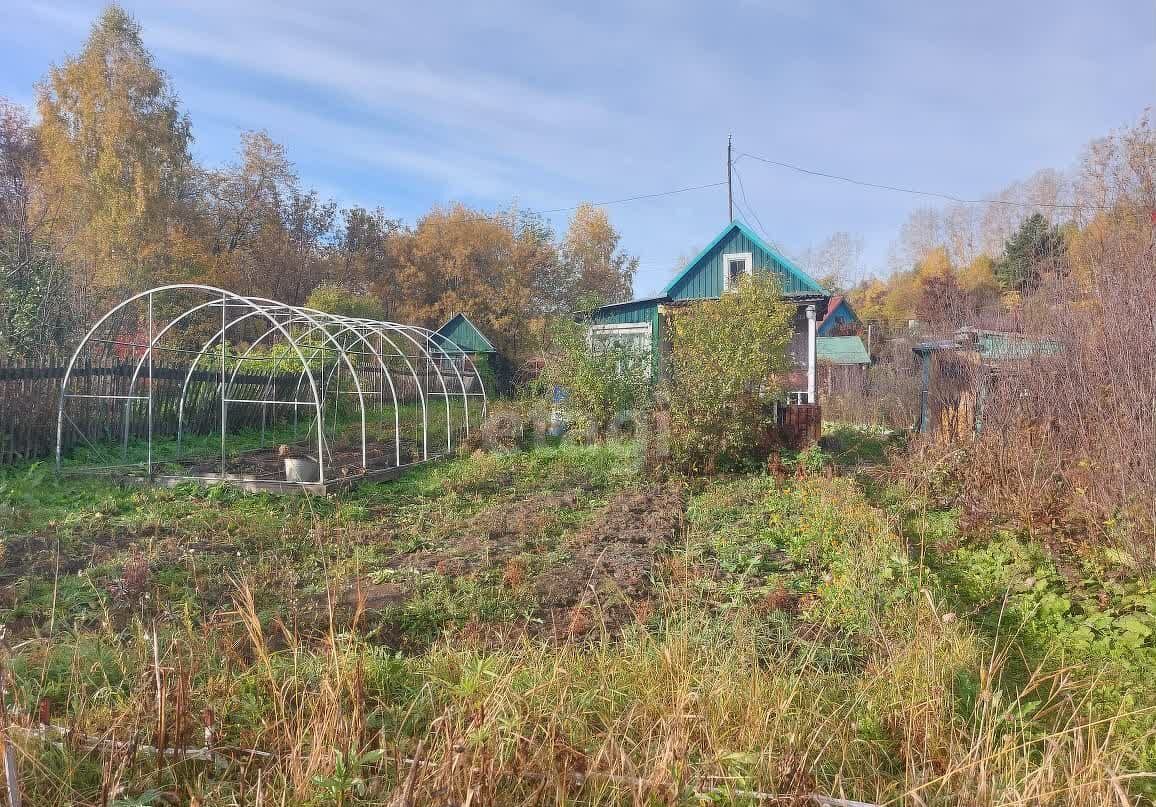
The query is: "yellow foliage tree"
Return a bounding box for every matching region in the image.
[388,204,541,359]
[36,4,192,300]
[560,203,637,308]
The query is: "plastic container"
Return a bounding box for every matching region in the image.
[283,456,320,483]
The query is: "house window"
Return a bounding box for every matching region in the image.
[588,322,652,377]
[722,252,752,291]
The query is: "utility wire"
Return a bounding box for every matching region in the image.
[731,163,791,255]
[734,150,1107,211]
[732,164,767,237]
[534,180,727,215]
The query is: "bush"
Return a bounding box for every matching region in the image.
[665,274,794,473]
[536,319,651,440]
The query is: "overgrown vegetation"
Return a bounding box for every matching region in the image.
[536,319,652,440]
[1,433,1152,804]
[665,274,794,473]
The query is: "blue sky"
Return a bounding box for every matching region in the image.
[4,1,1153,296]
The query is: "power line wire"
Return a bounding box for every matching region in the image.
[734,150,1106,211]
[534,180,727,215]
[731,163,788,254]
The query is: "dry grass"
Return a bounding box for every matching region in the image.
[3,471,1151,806]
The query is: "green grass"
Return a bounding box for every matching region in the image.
[2,437,1153,805]
[56,399,476,473]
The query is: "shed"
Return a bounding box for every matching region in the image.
[913,328,1064,437]
[816,335,870,365]
[816,335,871,401]
[434,313,503,394]
[817,295,861,336]
[435,313,496,355]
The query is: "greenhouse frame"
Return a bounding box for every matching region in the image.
[55,284,487,493]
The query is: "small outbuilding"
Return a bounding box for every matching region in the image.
[434,313,503,394]
[815,334,871,403]
[434,313,496,355]
[914,327,1063,438]
[817,295,861,336]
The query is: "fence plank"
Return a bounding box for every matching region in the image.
[0,355,313,466]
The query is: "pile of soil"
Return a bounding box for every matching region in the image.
[531,482,686,637]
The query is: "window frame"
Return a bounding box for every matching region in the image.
[721,251,753,292]
[588,322,653,378]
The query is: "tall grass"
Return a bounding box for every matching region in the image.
[4,471,1150,805]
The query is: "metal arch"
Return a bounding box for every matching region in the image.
[172,299,370,475]
[405,324,477,439]
[252,311,403,466]
[57,284,488,488]
[300,312,417,465]
[177,295,335,479]
[114,292,317,458]
[172,304,326,464]
[222,308,399,468]
[56,284,328,478]
[378,323,456,453]
[231,302,371,467]
[283,316,438,462]
[331,318,434,460]
[425,327,489,424]
[281,318,453,459]
[125,294,260,452]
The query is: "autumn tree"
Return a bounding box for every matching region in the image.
[200,130,336,304]
[559,203,637,309]
[912,247,966,327]
[957,255,1001,314]
[36,4,192,305]
[332,206,403,310]
[388,205,533,358]
[0,99,73,354]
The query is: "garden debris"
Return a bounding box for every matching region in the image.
[465,408,532,452]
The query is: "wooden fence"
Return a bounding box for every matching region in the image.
[0,354,447,466]
[0,354,67,465]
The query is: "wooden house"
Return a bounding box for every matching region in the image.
[585,220,834,404]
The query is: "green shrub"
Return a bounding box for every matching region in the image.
[537,319,651,439]
[666,274,793,472]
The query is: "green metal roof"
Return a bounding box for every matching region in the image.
[816,335,871,365]
[972,330,1063,361]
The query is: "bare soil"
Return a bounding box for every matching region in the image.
[531,482,686,637]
